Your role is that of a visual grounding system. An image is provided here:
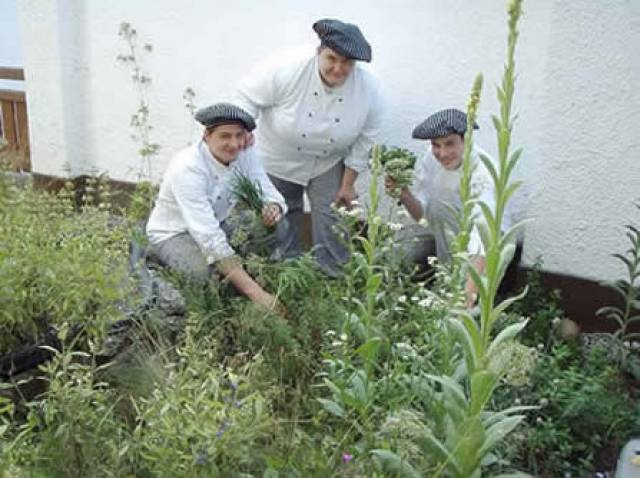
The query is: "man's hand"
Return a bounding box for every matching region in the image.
[248,288,287,318]
[465,256,486,309]
[334,183,357,208]
[384,175,398,195]
[261,203,282,227]
[334,167,358,208]
[464,275,479,309]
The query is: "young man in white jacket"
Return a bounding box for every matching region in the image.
[387,108,507,307]
[146,103,288,314]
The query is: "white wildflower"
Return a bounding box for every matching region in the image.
[388,222,403,231]
[393,342,417,360]
[418,217,429,227]
[397,295,407,303]
[339,333,348,342]
[417,297,433,308]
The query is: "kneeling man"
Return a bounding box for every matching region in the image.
[387,108,507,307]
[146,103,288,313]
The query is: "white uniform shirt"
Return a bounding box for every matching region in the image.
[236,51,384,185]
[410,144,507,256]
[146,141,287,264]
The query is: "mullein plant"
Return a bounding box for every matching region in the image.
[373,1,534,476]
[315,146,396,466]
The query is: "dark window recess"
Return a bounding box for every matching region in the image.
[297,146,302,151]
[308,112,313,117]
[301,133,307,138]
[334,118,340,123]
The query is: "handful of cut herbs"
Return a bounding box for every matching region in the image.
[231,171,266,213]
[378,145,417,199]
[229,171,274,252]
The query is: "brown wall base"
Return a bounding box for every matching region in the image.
[513,267,621,333]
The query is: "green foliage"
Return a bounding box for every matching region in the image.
[508,260,564,348]
[597,203,640,352]
[3,350,133,477]
[0,172,135,353]
[493,343,637,476]
[128,180,159,225]
[132,336,275,477]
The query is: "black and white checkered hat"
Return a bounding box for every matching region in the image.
[313,19,372,62]
[412,108,478,140]
[195,103,256,132]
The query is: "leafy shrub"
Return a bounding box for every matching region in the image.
[0,172,135,353]
[2,350,134,477]
[493,343,637,476]
[131,336,275,477]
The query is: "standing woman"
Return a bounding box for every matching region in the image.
[236,19,384,276]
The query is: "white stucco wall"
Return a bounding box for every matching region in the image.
[15,0,640,283]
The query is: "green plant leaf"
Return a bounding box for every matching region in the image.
[353,336,382,363]
[448,316,480,374]
[370,449,421,478]
[470,369,499,415]
[424,374,467,410]
[487,321,528,359]
[478,415,524,458]
[316,398,345,418]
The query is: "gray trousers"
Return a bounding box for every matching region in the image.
[268,161,348,277]
[395,224,438,265]
[148,216,290,282]
[396,199,460,266]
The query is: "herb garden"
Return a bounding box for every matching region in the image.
[1,1,639,477]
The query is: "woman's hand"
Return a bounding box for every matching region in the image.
[262,203,282,227]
